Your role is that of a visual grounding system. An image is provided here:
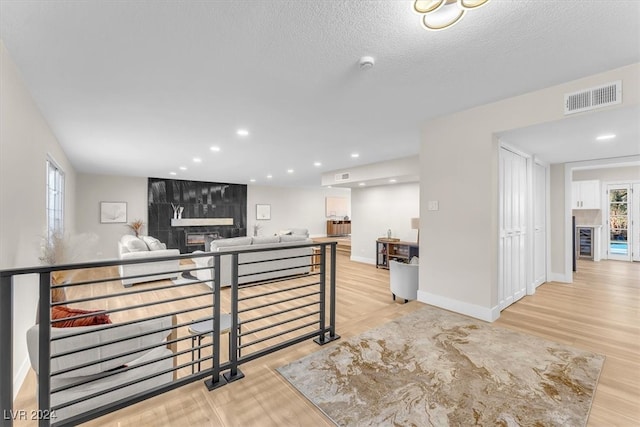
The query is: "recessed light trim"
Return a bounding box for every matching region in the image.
[237,129,250,137]
[179,166,187,171]
[313,161,322,167]
[193,157,202,163]
[596,134,616,141]
[210,146,221,152]
[287,169,294,174]
[250,179,256,183]
[169,172,177,176]
[351,153,360,158]
[267,174,273,179]
[389,179,397,183]
[358,182,366,186]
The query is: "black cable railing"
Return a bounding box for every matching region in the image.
[0,241,338,427]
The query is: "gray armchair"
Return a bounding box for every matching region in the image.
[389,260,419,303]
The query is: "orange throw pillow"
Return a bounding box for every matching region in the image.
[51,305,112,328]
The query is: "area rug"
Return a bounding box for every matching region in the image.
[277,306,604,426]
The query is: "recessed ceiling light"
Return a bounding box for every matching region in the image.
[250,179,256,183]
[314,161,322,167]
[287,169,294,174]
[179,166,187,171]
[327,186,332,188]
[193,157,202,163]
[237,129,250,137]
[359,182,366,186]
[389,179,397,183]
[267,174,273,179]
[596,134,616,141]
[210,146,221,152]
[351,153,360,158]
[169,172,177,176]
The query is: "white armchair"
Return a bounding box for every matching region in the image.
[389,260,419,303]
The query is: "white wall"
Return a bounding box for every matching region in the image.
[75,174,148,259]
[247,185,350,237]
[573,165,640,181]
[350,183,419,264]
[1,42,77,397]
[549,164,566,280]
[420,63,640,322]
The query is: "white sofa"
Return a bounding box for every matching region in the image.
[26,316,175,423]
[118,235,180,287]
[193,233,313,288]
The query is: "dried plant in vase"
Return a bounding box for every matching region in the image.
[127,219,145,237]
[39,231,100,302]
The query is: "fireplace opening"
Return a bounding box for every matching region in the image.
[186,232,219,247]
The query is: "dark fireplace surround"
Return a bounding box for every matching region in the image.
[148,178,247,253]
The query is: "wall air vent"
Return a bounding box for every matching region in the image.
[334,172,350,182]
[564,80,622,115]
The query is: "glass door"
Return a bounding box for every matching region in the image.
[607,185,631,261]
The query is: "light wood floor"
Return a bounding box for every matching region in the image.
[13,256,639,426]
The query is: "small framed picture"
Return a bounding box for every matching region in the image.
[100,201,127,223]
[256,204,271,220]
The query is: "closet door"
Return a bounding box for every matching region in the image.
[533,162,547,287]
[499,147,528,311]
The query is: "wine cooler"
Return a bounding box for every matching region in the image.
[577,227,594,260]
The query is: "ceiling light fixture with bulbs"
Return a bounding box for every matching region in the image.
[413,0,490,31]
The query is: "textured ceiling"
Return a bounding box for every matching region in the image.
[1,0,639,186]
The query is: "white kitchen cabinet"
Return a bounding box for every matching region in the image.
[572,180,600,209]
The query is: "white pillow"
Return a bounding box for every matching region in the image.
[290,228,309,237]
[410,256,419,265]
[140,235,166,251]
[278,229,292,236]
[123,236,148,252]
[252,235,281,245]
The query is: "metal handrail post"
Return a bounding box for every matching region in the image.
[38,273,51,427]
[329,243,340,341]
[1,275,13,427]
[313,245,327,345]
[205,254,227,390]
[223,254,244,383]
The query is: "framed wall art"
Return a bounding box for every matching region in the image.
[100,201,127,223]
[256,204,271,220]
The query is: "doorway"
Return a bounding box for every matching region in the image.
[607,182,640,262]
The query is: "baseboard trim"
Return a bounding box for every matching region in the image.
[350,256,375,265]
[550,272,571,283]
[417,290,500,322]
[14,356,30,400]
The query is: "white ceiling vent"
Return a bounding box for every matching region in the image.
[564,80,622,115]
[334,172,350,182]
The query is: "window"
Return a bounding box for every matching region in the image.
[46,159,64,240]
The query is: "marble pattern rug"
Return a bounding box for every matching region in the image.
[277,306,604,426]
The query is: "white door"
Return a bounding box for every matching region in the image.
[607,184,631,261]
[499,146,528,310]
[533,162,547,287]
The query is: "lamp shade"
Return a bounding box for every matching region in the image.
[411,218,420,230]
